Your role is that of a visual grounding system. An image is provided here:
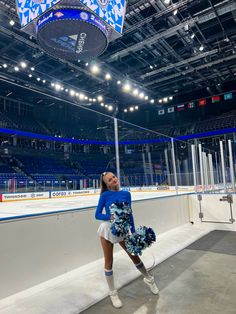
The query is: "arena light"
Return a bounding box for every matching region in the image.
[105,73,112,80]
[9,20,15,26]
[124,109,128,112]
[20,61,27,69]
[84,96,88,100]
[117,80,121,85]
[199,45,204,51]
[37,77,41,82]
[169,96,173,100]
[90,64,100,74]
[51,83,55,87]
[144,95,149,100]
[3,64,8,68]
[135,106,139,110]
[133,89,139,96]
[164,0,171,4]
[150,99,155,104]
[70,90,75,96]
[139,92,144,99]
[100,102,105,107]
[163,97,168,102]
[28,74,32,78]
[191,33,195,39]
[30,67,35,71]
[42,79,46,83]
[97,95,103,102]
[105,104,108,108]
[14,66,19,72]
[92,98,96,102]
[123,83,131,92]
[89,98,93,102]
[159,99,163,103]
[150,65,153,69]
[173,9,178,15]
[65,89,69,92]
[129,107,134,112]
[79,93,85,100]
[108,105,113,111]
[85,63,89,66]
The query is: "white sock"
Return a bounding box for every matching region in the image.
[105,269,115,292]
[135,261,152,279]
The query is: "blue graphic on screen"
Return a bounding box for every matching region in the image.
[16,0,126,34]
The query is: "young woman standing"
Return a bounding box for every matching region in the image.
[95,172,159,308]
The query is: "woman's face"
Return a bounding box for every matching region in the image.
[103,172,120,191]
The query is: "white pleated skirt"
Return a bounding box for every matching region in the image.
[97,221,124,244]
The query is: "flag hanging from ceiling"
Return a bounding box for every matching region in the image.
[224,92,233,100]
[188,102,195,109]
[212,95,220,103]
[158,109,165,115]
[177,104,185,111]
[167,107,174,113]
[199,99,206,106]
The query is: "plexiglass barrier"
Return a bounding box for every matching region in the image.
[1,98,236,198]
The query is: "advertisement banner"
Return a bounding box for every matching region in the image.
[0,192,50,202]
[50,190,95,198]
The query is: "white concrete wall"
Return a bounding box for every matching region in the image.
[189,193,236,231]
[0,195,190,300]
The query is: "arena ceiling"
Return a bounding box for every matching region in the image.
[0,0,236,124]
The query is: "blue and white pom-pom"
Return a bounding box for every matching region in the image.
[110,202,131,237]
[125,226,156,256]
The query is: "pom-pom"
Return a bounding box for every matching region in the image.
[125,226,156,256]
[110,202,131,237]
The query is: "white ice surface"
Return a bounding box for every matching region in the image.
[0,190,191,220]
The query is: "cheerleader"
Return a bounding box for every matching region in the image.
[95,172,159,309]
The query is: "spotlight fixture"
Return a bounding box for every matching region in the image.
[108,105,113,111]
[124,109,127,112]
[144,96,149,100]
[173,9,178,15]
[169,96,173,100]
[139,92,144,99]
[129,107,134,112]
[199,45,204,51]
[150,99,155,104]
[163,97,168,102]
[28,74,32,78]
[117,80,121,85]
[97,95,103,102]
[135,106,139,110]
[9,20,15,26]
[159,99,163,103]
[3,64,7,68]
[133,89,139,96]
[191,33,195,39]
[164,0,171,4]
[14,66,19,72]
[42,79,46,83]
[123,83,131,92]
[20,61,27,68]
[105,73,112,80]
[100,103,105,107]
[90,64,100,74]
[70,90,75,96]
[30,67,35,71]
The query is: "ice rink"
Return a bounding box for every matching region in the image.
[0,190,192,220]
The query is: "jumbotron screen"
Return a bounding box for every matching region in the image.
[16,0,126,37]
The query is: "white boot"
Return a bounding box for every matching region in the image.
[109,290,123,308]
[143,276,159,295]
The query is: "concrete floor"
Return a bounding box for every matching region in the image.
[81,230,236,314]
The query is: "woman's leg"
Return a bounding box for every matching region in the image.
[100,237,123,308]
[119,240,159,294]
[118,240,150,278]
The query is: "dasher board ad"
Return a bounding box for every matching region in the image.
[16,0,126,35]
